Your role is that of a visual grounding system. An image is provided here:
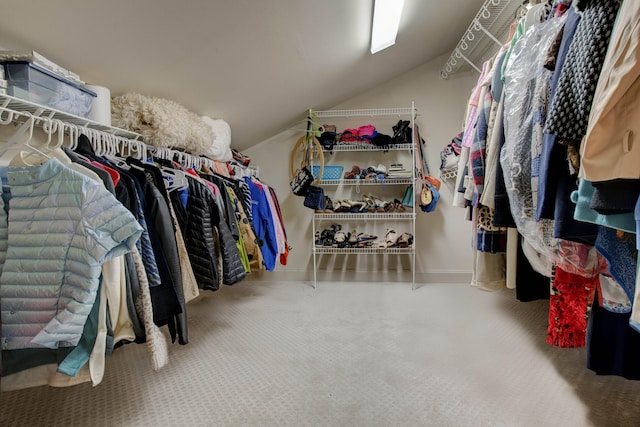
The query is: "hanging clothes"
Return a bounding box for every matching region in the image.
[179,174,226,291]
[121,160,187,345]
[544,0,621,148]
[0,158,142,350]
[580,0,640,186]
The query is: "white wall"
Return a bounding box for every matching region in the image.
[246,53,477,284]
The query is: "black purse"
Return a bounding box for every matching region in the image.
[303,185,325,210]
[392,120,412,145]
[290,166,314,196]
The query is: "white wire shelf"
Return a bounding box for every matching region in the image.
[314,107,415,118]
[0,93,144,140]
[310,103,417,290]
[440,0,525,79]
[314,213,415,220]
[322,143,413,152]
[314,246,414,255]
[319,178,413,186]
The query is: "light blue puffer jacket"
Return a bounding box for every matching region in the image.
[0,158,142,350]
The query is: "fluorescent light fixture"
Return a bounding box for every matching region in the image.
[371,0,405,54]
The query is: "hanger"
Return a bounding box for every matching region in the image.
[0,108,15,126]
[0,113,52,166]
[42,118,65,151]
[84,127,100,155]
[161,166,189,192]
[0,114,36,158]
[138,140,150,161]
[66,123,79,150]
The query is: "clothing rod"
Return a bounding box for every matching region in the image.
[440,0,522,79]
[0,96,216,171]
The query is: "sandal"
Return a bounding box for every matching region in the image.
[377,229,398,248]
[363,195,383,213]
[396,232,413,248]
[372,196,390,213]
[323,196,334,212]
[348,200,366,213]
[393,198,406,213]
[334,230,349,248]
[333,200,350,213]
[348,231,359,247]
[318,228,337,246]
[356,233,377,247]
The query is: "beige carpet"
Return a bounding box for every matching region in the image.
[2,280,640,426]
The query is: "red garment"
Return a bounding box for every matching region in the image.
[91,161,120,187]
[547,266,597,348]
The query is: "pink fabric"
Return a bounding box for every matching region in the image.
[461,60,491,148]
[357,124,376,138]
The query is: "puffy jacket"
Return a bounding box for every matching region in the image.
[179,177,222,291]
[219,214,247,286]
[199,174,247,285]
[0,159,142,350]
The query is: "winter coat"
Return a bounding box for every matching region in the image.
[126,163,188,345]
[199,174,247,285]
[179,176,223,291]
[0,159,142,350]
[581,0,640,181]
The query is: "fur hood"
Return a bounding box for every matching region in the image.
[111,93,231,158]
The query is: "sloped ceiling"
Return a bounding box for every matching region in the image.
[0,0,485,150]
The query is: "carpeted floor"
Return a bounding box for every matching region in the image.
[2,280,640,426]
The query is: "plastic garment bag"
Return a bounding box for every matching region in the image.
[501,16,568,274]
[502,15,602,277]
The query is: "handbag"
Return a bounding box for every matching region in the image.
[290,166,314,196]
[303,185,325,210]
[402,184,414,208]
[392,120,412,145]
[418,179,440,213]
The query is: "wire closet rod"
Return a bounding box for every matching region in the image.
[0,94,216,170]
[440,0,526,79]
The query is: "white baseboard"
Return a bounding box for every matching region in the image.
[244,269,472,285]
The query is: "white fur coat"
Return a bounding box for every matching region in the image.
[111,93,231,160]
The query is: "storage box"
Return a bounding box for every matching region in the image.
[3,61,96,117]
[312,165,344,180]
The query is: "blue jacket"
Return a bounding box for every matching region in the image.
[245,178,278,271]
[0,159,142,350]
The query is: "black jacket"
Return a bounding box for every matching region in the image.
[178,176,222,290]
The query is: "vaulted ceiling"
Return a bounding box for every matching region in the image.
[0,0,486,150]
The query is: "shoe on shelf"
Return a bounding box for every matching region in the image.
[344,165,361,179]
[333,200,351,213]
[377,229,398,248]
[396,232,414,248]
[356,232,377,244]
[334,230,350,248]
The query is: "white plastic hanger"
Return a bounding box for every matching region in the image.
[67,123,81,151]
[0,113,52,166]
[42,118,65,151]
[0,108,15,126]
[0,114,36,158]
